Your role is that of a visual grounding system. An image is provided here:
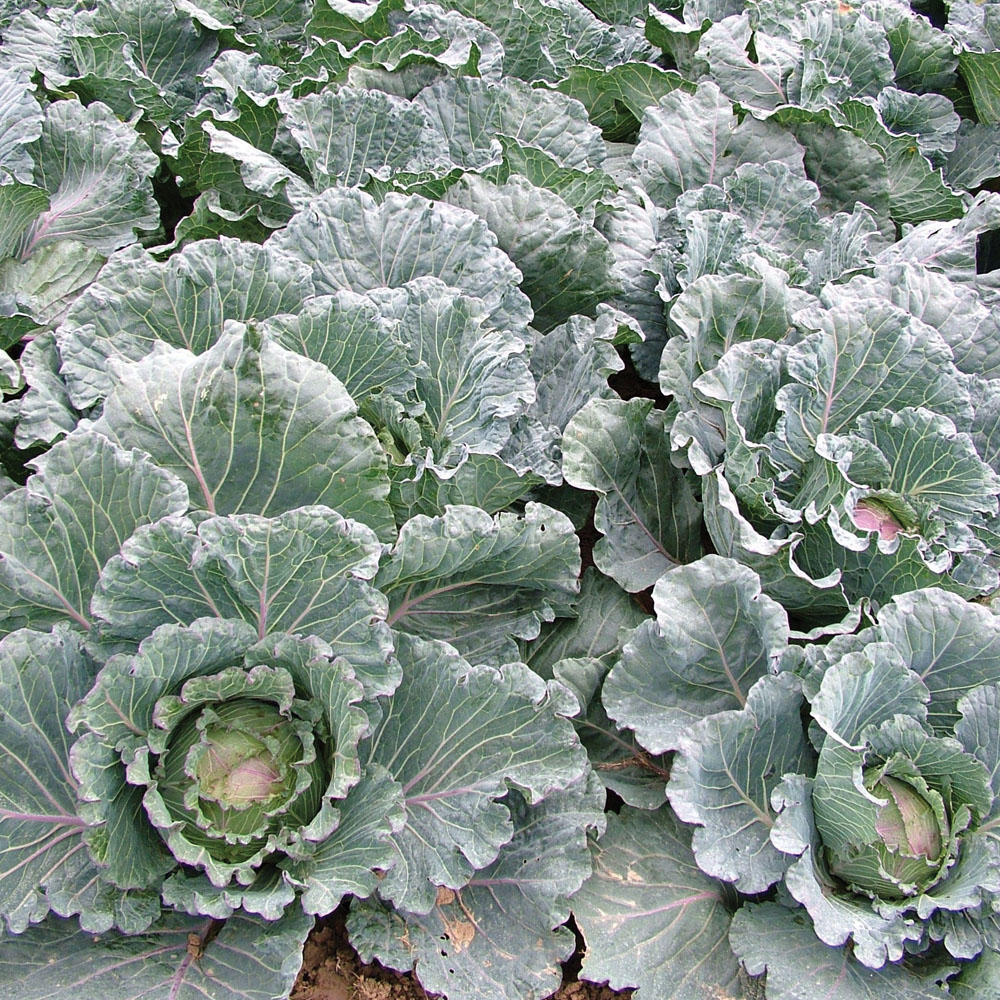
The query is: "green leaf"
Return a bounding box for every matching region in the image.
[388,455,539,523]
[840,99,964,225]
[378,503,580,667]
[505,312,625,485]
[773,298,970,479]
[415,75,606,174]
[69,732,174,891]
[370,277,534,470]
[160,866,295,921]
[573,806,740,1000]
[557,656,672,808]
[563,398,703,592]
[90,327,393,537]
[0,629,100,933]
[525,566,648,677]
[952,948,1000,1000]
[0,909,313,1000]
[269,187,531,336]
[69,0,219,125]
[57,238,315,410]
[349,775,605,1000]
[0,67,43,183]
[0,181,49,260]
[287,765,404,915]
[947,121,1000,190]
[877,591,1000,735]
[443,174,618,332]
[554,61,691,141]
[856,407,1000,520]
[660,265,806,412]
[959,49,1000,124]
[788,1,895,109]
[423,0,637,84]
[697,12,795,111]
[0,431,188,634]
[731,901,952,1000]
[13,332,81,448]
[283,87,453,189]
[868,0,957,93]
[955,684,1000,843]
[93,507,395,695]
[770,774,928,967]
[635,81,804,206]
[0,238,104,338]
[668,672,812,893]
[67,618,259,760]
[809,645,928,749]
[262,290,417,409]
[21,100,159,257]
[367,633,588,913]
[605,555,790,754]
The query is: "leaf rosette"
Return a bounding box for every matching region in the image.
[67,617,375,892]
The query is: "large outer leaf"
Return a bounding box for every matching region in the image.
[876,590,1000,735]
[731,902,951,1000]
[369,278,534,469]
[0,909,313,1000]
[349,775,606,1000]
[0,238,104,342]
[952,948,1000,1000]
[555,656,672,809]
[262,290,417,408]
[56,239,315,409]
[856,406,1000,518]
[562,397,703,592]
[773,299,970,477]
[13,332,81,448]
[0,181,49,261]
[89,327,393,537]
[956,684,1000,847]
[366,633,587,914]
[836,264,1000,379]
[947,121,1000,191]
[0,629,102,933]
[92,506,395,694]
[67,0,219,125]
[0,67,43,183]
[377,503,580,667]
[525,566,647,676]
[668,672,813,893]
[428,0,640,84]
[443,174,618,332]
[572,805,739,1000]
[605,556,790,754]
[0,431,188,634]
[20,100,158,258]
[268,187,531,336]
[504,312,625,485]
[635,80,804,206]
[695,14,796,112]
[282,87,453,189]
[414,75,606,173]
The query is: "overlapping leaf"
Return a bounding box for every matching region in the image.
[365,633,587,914]
[88,325,394,537]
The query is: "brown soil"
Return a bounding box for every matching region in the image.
[292,909,631,1000]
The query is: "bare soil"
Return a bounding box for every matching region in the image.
[292,909,632,1000]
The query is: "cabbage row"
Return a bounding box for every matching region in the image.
[1,2,999,999]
